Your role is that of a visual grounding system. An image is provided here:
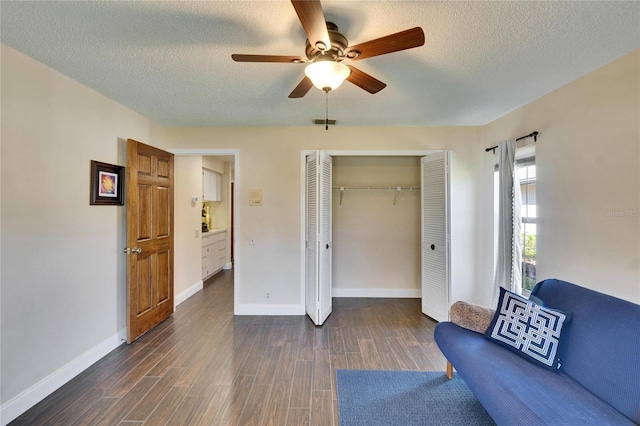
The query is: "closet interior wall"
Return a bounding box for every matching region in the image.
[331,156,422,297]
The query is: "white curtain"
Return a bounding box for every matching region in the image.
[492,139,522,306]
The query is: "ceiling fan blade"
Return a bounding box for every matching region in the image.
[345,27,425,61]
[346,66,386,94]
[289,76,314,98]
[291,0,331,51]
[232,54,306,63]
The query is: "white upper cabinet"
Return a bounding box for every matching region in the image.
[203,169,222,201]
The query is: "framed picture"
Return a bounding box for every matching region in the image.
[90,160,124,205]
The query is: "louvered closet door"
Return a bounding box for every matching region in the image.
[305,153,319,324]
[318,152,332,325]
[305,152,333,325]
[421,152,451,322]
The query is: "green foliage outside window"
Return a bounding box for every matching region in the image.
[522,233,536,292]
[523,234,536,259]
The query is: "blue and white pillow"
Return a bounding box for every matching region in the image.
[485,287,570,370]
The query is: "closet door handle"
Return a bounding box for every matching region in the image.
[326,243,330,250]
[430,244,435,250]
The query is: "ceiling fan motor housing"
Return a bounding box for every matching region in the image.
[305,22,351,61]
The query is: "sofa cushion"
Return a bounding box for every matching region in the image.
[531,279,640,423]
[435,322,636,425]
[485,287,570,370]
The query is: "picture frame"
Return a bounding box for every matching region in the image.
[90,160,124,205]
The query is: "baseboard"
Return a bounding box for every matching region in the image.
[332,287,421,298]
[234,289,420,315]
[174,280,203,308]
[234,304,305,315]
[0,328,126,426]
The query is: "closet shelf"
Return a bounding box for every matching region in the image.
[333,185,420,207]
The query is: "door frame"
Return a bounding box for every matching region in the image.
[299,149,448,309]
[170,148,240,313]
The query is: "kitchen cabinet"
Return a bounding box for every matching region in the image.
[203,169,222,202]
[202,229,226,279]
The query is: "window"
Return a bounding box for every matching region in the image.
[493,144,536,296]
[518,163,536,293]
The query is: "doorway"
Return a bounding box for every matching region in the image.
[170,149,240,313]
[300,150,451,324]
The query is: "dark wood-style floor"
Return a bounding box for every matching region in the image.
[11,270,447,425]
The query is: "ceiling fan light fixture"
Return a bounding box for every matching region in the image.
[305,61,351,92]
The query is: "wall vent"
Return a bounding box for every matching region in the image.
[313,119,336,126]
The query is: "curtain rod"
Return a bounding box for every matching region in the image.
[485,131,538,153]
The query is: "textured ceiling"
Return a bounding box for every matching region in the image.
[2,1,639,127]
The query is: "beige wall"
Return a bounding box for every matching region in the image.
[332,156,421,295]
[481,49,640,304]
[162,127,485,312]
[1,45,164,405]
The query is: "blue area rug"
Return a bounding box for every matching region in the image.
[336,370,495,426]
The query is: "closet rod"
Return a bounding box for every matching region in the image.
[335,186,419,207]
[485,131,538,153]
[332,186,420,191]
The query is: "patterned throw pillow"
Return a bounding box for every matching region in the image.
[485,287,570,370]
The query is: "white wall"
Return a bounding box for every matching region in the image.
[202,156,224,174]
[332,156,421,296]
[0,45,165,412]
[480,49,640,304]
[201,155,233,265]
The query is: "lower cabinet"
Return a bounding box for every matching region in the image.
[202,230,226,279]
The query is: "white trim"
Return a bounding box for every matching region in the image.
[0,328,126,426]
[332,288,422,298]
[235,304,305,316]
[168,149,240,157]
[174,280,203,308]
[223,262,233,270]
[323,150,443,157]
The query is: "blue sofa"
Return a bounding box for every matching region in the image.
[434,278,640,425]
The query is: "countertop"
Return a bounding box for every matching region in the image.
[202,228,226,236]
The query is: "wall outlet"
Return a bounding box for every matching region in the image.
[266,291,270,300]
[250,237,256,246]
[195,230,199,238]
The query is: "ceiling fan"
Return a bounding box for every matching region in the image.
[231,0,425,98]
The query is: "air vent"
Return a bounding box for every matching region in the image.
[313,119,336,126]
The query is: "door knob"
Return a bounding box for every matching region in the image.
[430,244,435,250]
[132,247,142,254]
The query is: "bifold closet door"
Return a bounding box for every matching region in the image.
[421,152,451,323]
[305,152,333,325]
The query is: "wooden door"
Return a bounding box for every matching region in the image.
[126,139,174,343]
